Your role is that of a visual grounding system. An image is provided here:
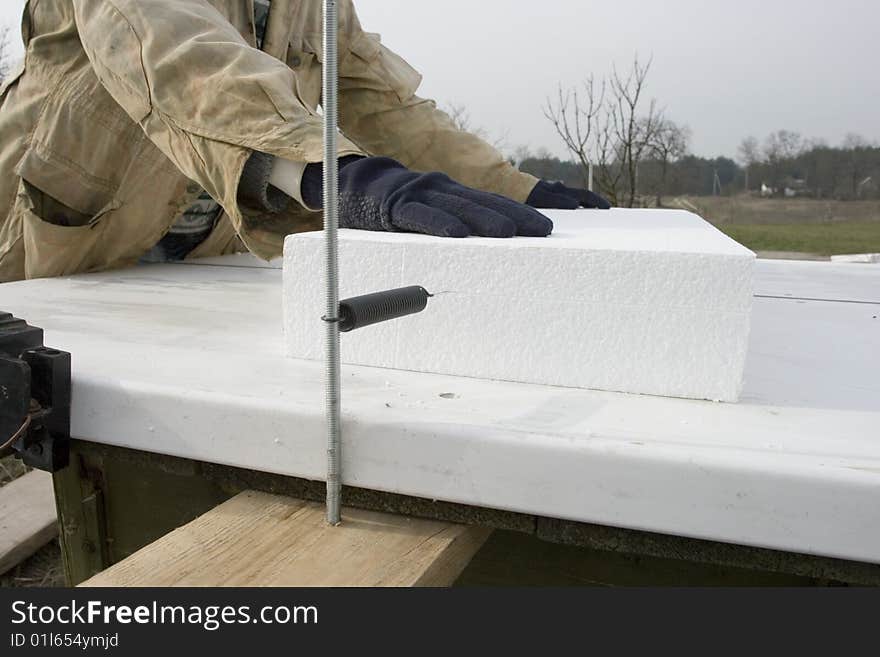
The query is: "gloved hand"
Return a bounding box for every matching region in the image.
[301,157,553,238]
[526,180,612,210]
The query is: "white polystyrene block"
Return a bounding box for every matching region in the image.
[283,209,755,402]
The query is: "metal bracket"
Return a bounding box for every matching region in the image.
[0,312,71,472]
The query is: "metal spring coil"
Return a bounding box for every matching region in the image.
[338,286,431,333]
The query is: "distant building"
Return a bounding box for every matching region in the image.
[783,177,810,198]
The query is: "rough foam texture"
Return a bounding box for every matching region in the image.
[283,209,755,402]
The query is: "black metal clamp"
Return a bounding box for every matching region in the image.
[0,312,70,473]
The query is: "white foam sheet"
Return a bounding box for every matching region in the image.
[831,253,880,264]
[284,209,756,402]
[755,259,880,303]
[1,260,878,564]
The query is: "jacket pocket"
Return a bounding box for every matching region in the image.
[16,180,118,279]
[20,68,151,216]
[345,31,423,103]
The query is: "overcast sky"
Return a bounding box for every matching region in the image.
[2,0,877,159]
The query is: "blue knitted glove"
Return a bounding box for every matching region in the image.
[527,180,611,210]
[302,157,553,238]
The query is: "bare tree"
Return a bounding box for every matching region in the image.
[609,58,663,207]
[544,56,663,207]
[842,133,870,197]
[445,103,474,133]
[0,27,11,85]
[842,133,869,150]
[511,145,533,169]
[543,76,604,193]
[762,130,805,188]
[737,136,761,164]
[763,129,805,162]
[444,102,509,153]
[648,119,690,206]
[737,136,761,192]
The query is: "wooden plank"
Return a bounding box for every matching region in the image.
[80,491,491,587]
[0,470,58,574]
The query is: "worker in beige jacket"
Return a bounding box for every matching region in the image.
[0,0,609,282]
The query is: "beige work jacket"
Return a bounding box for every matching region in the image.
[0,0,537,281]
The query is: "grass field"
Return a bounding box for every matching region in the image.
[719,221,880,256]
[671,196,880,255]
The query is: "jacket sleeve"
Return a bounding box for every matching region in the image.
[338,10,538,203]
[71,0,363,258]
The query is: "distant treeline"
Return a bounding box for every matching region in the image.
[740,134,880,201]
[533,56,879,205]
[519,134,880,204]
[518,152,738,204]
[519,153,743,202]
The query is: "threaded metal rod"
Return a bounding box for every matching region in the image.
[323,0,341,526]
